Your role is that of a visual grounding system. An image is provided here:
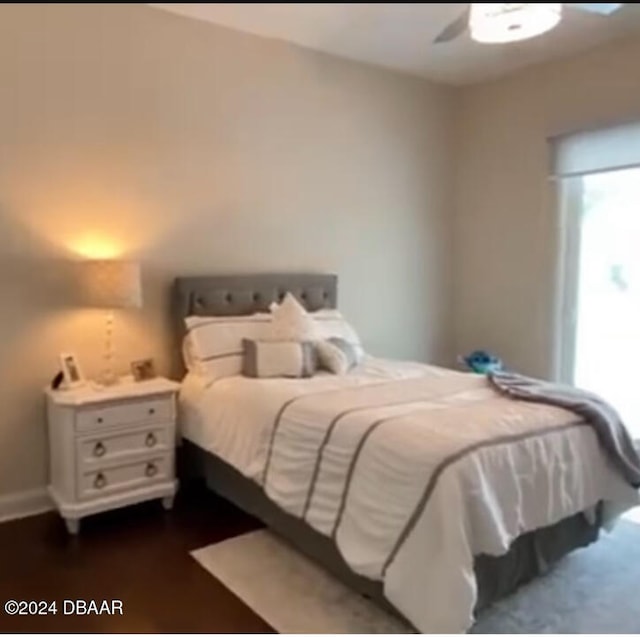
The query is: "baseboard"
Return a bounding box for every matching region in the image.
[0,488,53,524]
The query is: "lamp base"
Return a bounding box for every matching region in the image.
[98,309,119,388]
[96,369,119,387]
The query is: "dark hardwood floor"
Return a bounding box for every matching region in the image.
[0,484,274,633]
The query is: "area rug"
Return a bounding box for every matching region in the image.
[192,519,640,634]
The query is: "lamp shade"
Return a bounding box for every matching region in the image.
[79,260,142,309]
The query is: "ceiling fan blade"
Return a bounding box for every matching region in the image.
[433,8,470,44]
[566,3,624,15]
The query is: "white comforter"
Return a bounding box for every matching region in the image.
[180,359,639,633]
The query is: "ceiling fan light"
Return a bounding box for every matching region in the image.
[470,3,562,44]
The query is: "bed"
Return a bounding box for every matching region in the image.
[173,273,639,633]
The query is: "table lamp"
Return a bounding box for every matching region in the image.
[79,259,142,386]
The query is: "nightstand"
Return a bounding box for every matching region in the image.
[46,377,180,534]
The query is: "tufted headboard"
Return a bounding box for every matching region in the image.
[171,273,337,376]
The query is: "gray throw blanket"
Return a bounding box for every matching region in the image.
[489,371,640,488]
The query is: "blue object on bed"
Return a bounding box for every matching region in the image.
[460,350,503,374]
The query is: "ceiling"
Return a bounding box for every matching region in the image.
[148,3,640,85]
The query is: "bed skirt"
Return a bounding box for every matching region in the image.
[180,440,602,623]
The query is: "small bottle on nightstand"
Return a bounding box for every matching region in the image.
[45,377,180,535]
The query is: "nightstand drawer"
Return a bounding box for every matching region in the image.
[77,424,171,467]
[75,396,173,432]
[79,454,171,501]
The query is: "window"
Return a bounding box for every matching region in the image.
[552,123,640,438]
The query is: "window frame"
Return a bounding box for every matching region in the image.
[552,176,583,384]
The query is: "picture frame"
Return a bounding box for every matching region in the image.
[131,358,156,382]
[59,352,86,389]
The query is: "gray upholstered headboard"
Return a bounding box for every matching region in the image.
[174,273,337,321]
[172,274,337,372]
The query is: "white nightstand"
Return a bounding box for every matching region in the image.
[46,377,180,534]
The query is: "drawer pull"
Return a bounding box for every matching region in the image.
[93,442,106,457]
[145,432,157,448]
[145,463,158,478]
[97,416,104,424]
[94,472,107,490]
[148,407,156,416]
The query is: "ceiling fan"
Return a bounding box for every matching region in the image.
[434,3,624,45]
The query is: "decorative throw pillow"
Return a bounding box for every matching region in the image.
[267,292,319,342]
[311,310,365,360]
[242,339,318,378]
[316,337,363,375]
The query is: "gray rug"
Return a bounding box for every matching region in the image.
[192,520,640,634]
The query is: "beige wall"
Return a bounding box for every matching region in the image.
[453,35,640,379]
[0,4,455,497]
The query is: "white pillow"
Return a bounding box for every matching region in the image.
[184,313,271,380]
[267,292,319,342]
[182,334,199,373]
[267,297,365,357]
